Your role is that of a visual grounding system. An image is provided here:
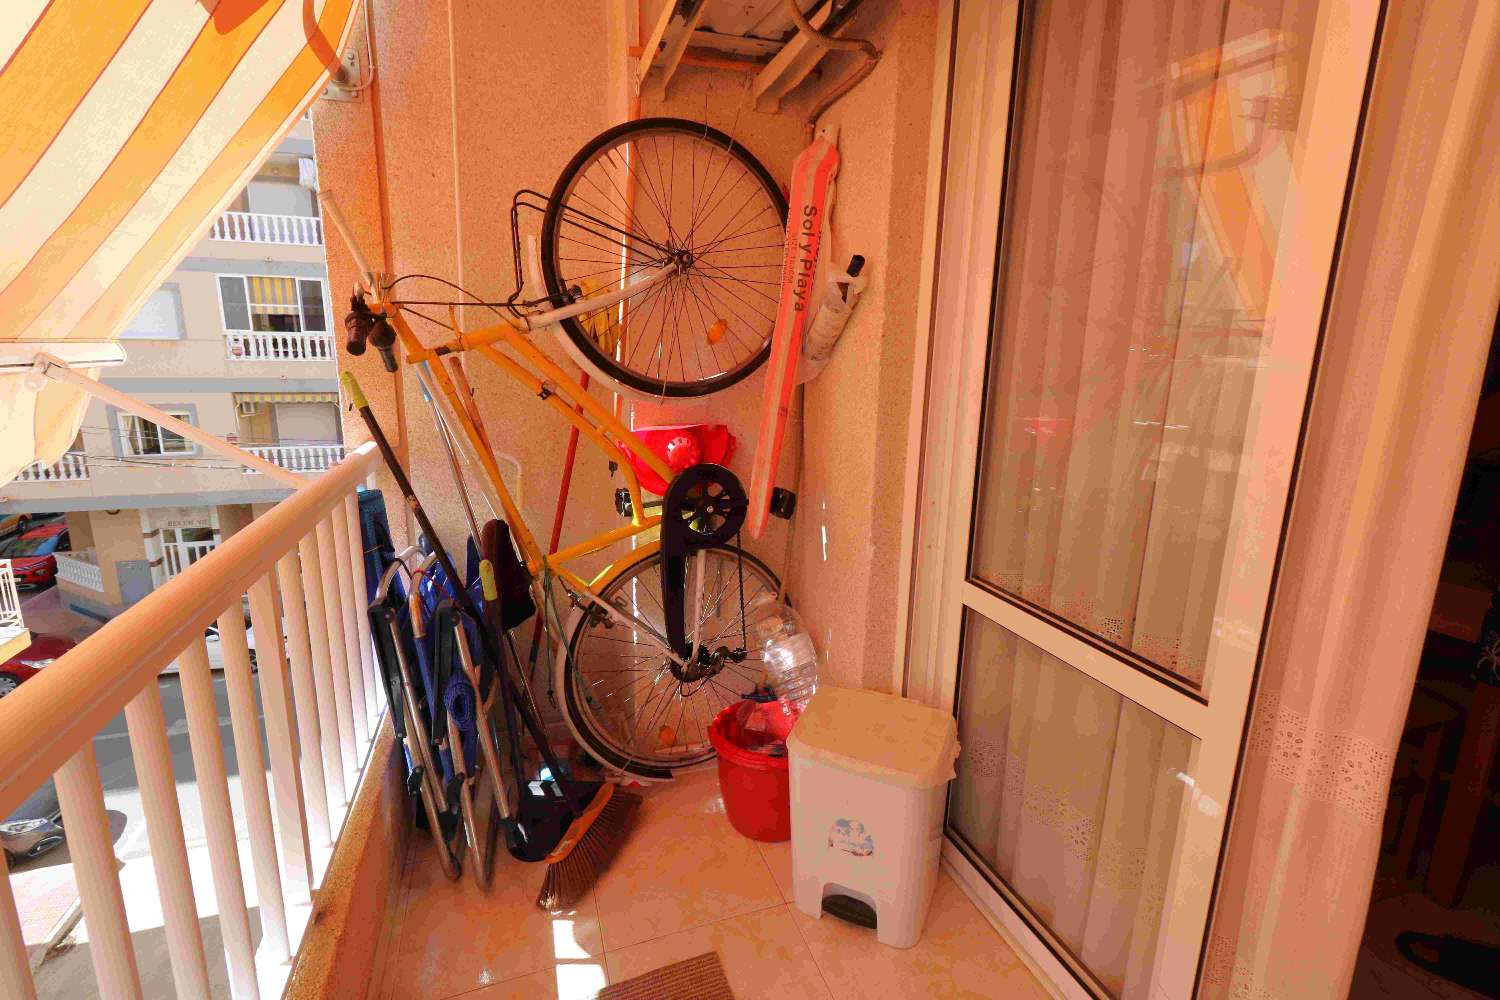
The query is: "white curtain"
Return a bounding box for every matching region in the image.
[950,0,1318,993]
[951,614,1194,997]
[969,0,1312,687]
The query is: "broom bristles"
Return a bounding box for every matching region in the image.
[536,786,641,911]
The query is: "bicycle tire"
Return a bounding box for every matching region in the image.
[558,544,781,779]
[541,118,789,399]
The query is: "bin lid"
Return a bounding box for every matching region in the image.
[787,687,959,789]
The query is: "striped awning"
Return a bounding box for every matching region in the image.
[0,0,361,487]
[249,275,302,313]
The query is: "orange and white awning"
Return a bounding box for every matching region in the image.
[0,0,360,486]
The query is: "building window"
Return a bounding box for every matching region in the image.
[121,286,185,340]
[122,412,194,456]
[218,276,328,334]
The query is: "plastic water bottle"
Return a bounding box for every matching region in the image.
[748,596,820,713]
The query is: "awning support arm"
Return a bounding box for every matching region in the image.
[31,354,307,488]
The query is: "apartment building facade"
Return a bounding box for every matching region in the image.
[0,119,343,624]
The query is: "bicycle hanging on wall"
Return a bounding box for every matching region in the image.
[328,118,791,782]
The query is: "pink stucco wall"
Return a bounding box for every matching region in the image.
[315,1,943,693]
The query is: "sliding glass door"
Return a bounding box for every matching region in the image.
[911,1,1381,995]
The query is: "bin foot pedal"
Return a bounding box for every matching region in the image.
[823,894,877,929]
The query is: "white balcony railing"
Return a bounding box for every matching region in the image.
[243,443,346,476]
[0,443,383,1000]
[224,329,336,363]
[0,560,22,630]
[15,450,89,482]
[55,550,104,592]
[210,211,323,246]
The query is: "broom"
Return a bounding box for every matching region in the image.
[476,522,640,910]
[343,371,638,909]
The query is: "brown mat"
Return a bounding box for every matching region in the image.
[595,951,735,999]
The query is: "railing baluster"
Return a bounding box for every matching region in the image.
[278,550,334,843]
[0,852,36,1000]
[124,685,212,1000]
[178,636,259,1000]
[216,605,290,962]
[299,534,350,810]
[54,745,143,1000]
[331,508,370,746]
[316,519,360,785]
[247,574,314,900]
[345,493,381,723]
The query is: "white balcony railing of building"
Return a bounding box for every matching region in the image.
[15,451,90,482]
[224,329,337,363]
[162,540,217,579]
[209,211,323,246]
[0,443,383,1000]
[0,560,23,630]
[243,443,346,476]
[54,550,105,592]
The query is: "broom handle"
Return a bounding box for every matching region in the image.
[343,372,580,804]
[343,374,471,621]
[529,372,589,663]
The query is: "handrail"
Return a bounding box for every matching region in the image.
[0,442,377,817]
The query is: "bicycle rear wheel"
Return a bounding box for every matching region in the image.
[541,118,788,398]
[558,545,780,778]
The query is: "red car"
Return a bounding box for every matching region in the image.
[0,524,70,588]
[0,633,74,698]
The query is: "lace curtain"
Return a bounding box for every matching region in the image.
[950,614,1194,996]
[1202,2,1500,995]
[968,0,1312,689]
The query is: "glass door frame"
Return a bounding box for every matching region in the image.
[905,1,1382,995]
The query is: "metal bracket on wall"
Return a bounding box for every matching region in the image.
[322,46,364,103]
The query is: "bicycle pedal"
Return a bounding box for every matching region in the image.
[770,487,797,520]
[615,487,633,518]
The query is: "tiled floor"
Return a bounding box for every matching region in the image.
[372,768,1052,999]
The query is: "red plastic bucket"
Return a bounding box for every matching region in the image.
[708,700,799,842]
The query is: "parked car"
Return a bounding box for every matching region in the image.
[0,633,75,698]
[1,780,64,865]
[0,523,70,588]
[0,512,60,540]
[203,619,258,671]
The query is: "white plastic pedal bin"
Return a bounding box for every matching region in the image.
[787,686,959,948]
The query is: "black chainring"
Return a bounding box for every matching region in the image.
[660,464,747,659]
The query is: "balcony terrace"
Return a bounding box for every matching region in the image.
[14,454,89,484]
[209,212,323,248]
[0,560,28,662]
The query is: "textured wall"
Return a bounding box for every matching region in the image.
[774,1,939,693]
[315,2,630,576]
[316,0,942,694]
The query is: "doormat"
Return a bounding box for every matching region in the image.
[594,951,735,999]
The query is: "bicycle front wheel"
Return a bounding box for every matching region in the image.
[541,118,788,399]
[558,545,780,777]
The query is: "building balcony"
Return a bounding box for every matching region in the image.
[14,452,89,483]
[242,443,346,476]
[0,560,29,662]
[0,445,385,1000]
[209,211,323,247]
[224,329,336,363]
[53,550,104,594]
